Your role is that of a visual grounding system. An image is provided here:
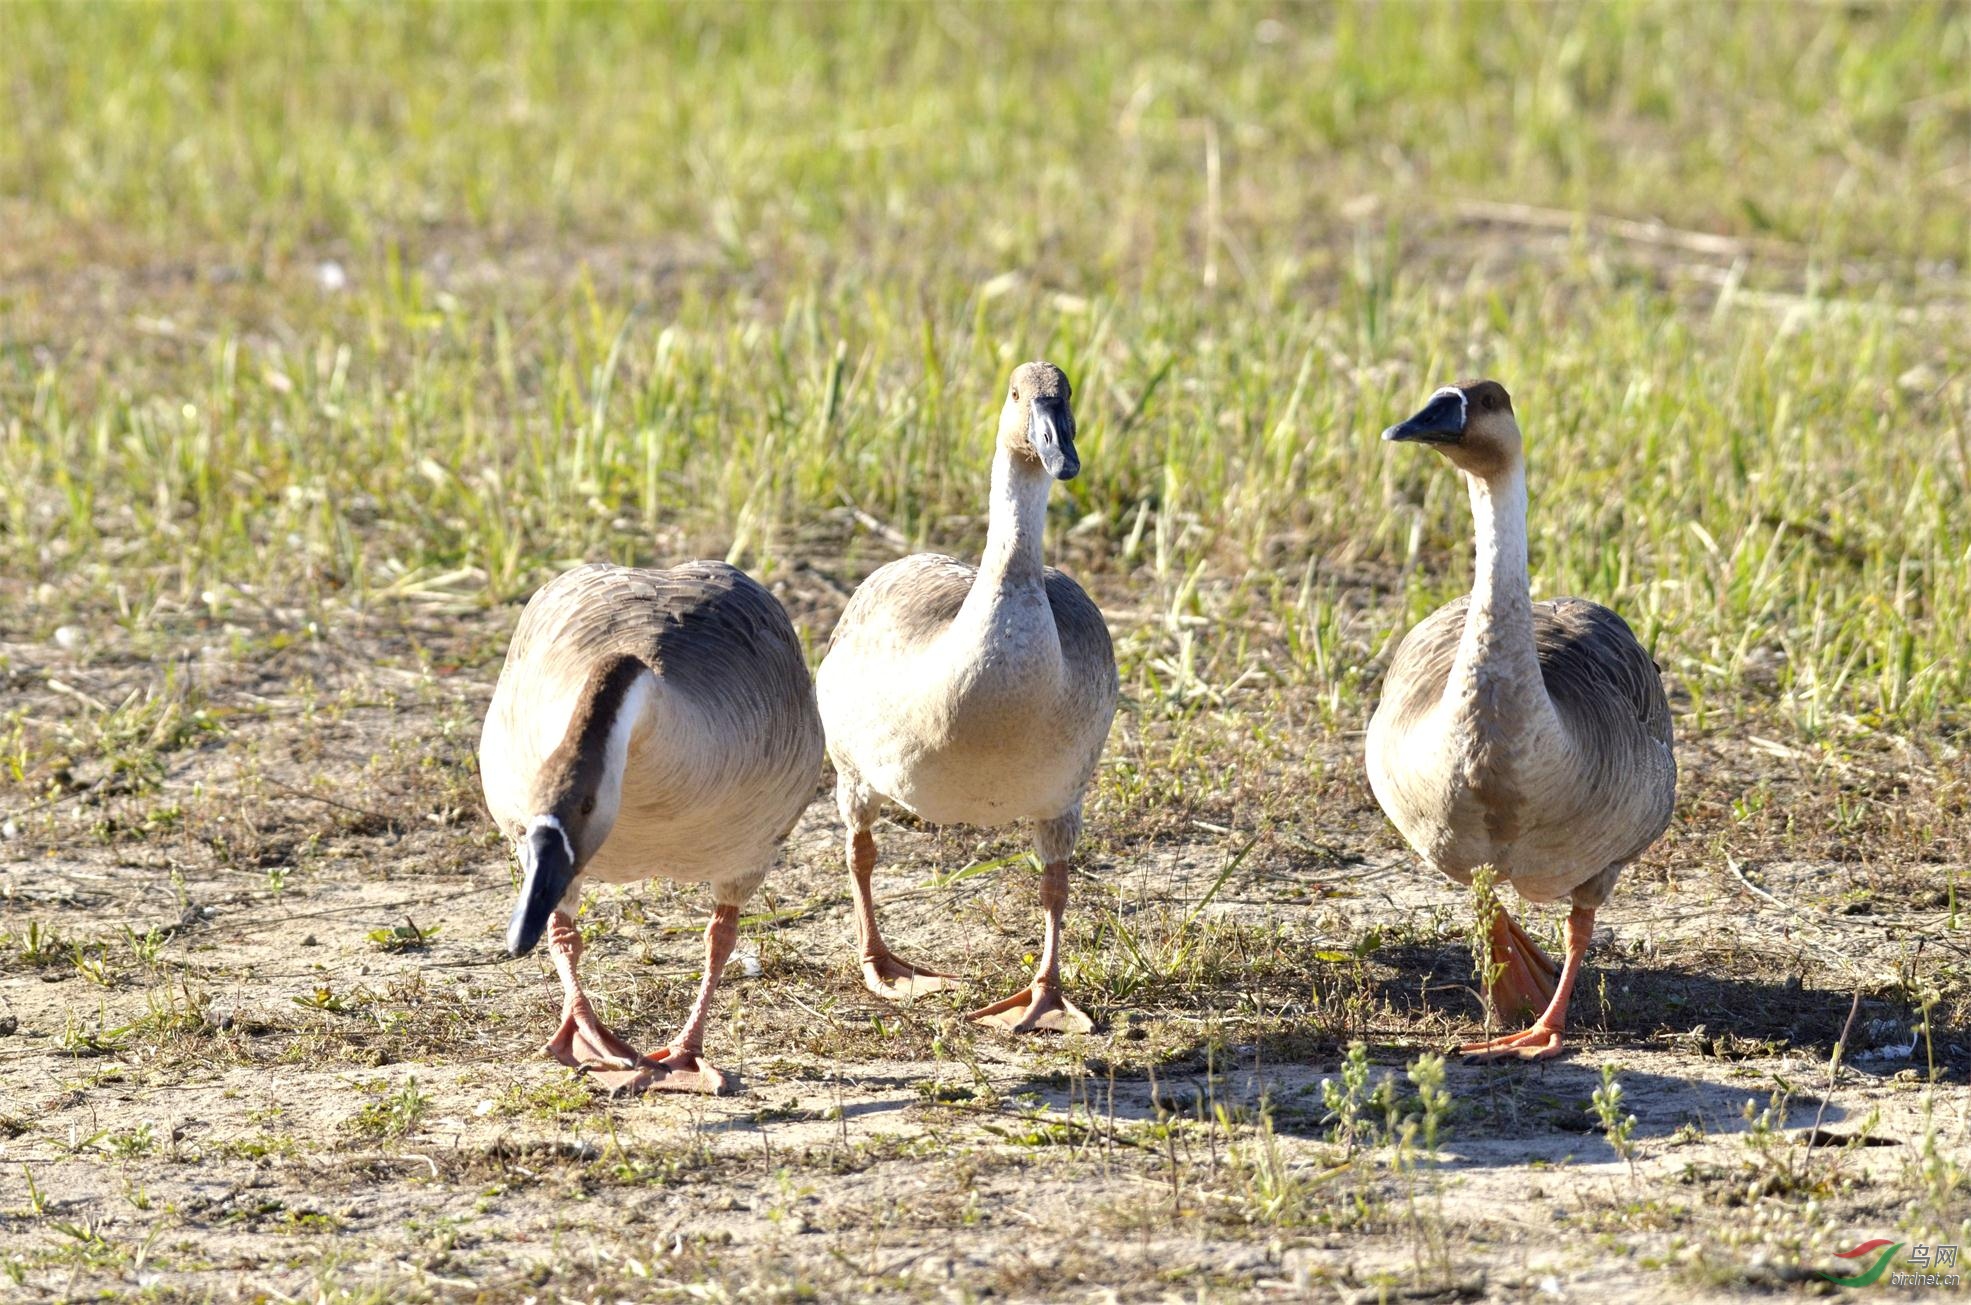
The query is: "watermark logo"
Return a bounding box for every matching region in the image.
[1819,1240,1961,1289]
[1820,1241,1904,1288]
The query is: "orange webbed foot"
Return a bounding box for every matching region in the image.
[1462,903,1591,1065]
[1459,1023,1566,1063]
[589,1046,730,1096]
[544,1009,642,1072]
[1482,910,1560,1022]
[862,948,962,1001]
[965,984,1093,1034]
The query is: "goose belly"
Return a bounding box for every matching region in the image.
[1374,787,1612,902]
[841,693,1100,828]
[880,734,1091,827]
[1368,711,1617,901]
[583,764,811,889]
[825,649,1106,827]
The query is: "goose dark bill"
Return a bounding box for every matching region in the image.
[1381,386,1469,444]
[1029,394,1080,480]
[506,820,575,959]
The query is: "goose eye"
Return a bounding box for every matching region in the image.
[580,795,596,816]
[1009,387,1019,402]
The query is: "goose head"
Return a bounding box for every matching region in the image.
[1382,379,1520,479]
[504,662,645,958]
[999,361,1079,480]
[505,771,619,960]
[505,773,617,959]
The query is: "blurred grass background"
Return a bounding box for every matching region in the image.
[2,1,1968,738]
[7,2,1966,262]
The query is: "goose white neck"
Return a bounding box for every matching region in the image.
[1453,462,1544,696]
[594,670,654,815]
[977,443,1053,593]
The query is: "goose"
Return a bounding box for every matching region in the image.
[816,361,1118,1033]
[1366,379,1675,1062]
[480,561,823,1093]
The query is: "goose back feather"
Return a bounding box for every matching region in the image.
[481,561,823,901]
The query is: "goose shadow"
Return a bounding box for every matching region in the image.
[996,1053,1851,1166]
[1349,937,1954,1069]
[673,1072,936,1134]
[987,934,1961,1153]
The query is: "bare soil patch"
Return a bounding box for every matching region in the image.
[2,589,1965,1303]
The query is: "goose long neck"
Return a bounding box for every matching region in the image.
[541,656,655,827]
[976,444,1052,595]
[1452,462,1546,709]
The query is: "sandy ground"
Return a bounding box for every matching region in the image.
[1,603,1965,1303]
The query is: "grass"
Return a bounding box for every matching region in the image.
[2,3,1969,1302]
[2,3,1968,752]
[6,4,1966,264]
[346,1078,431,1144]
[10,235,1970,738]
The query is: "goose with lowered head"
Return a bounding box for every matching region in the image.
[480,561,823,1093]
[1366,379,1675,1062]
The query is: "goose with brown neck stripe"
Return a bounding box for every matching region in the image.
[479,561,823,1093]
[1366,379,1676,1063]
[817,361,1118,1033]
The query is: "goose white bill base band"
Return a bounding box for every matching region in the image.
[524,814,575,870]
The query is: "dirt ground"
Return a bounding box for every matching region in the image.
[1,582,1966,1303]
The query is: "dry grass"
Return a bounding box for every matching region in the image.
[3,3,1969,1301]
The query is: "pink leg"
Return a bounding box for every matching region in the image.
[965,859,1093,1034]
[1461,905,1593,1063]
[850,829,960,999]
[592,904,739,1096]
[542,911,641,1070]
[1480,908,1560,1022]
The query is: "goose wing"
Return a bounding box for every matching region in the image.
[824,553,976,659]
[1044,567,1118,700]
[489,561,819,780]
[1534,599,1672,748]
[1374,597,1670,745]
[1533,597,1676,861]
[1371,599,1469,734]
